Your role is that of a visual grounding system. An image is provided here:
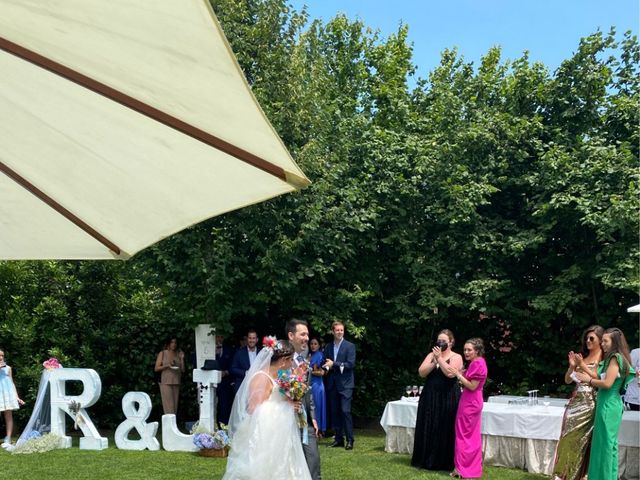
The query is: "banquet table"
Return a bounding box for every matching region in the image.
[487,394,568,407]
[380,398,639,479]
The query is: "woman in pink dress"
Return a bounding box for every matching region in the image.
[447,338,488,478]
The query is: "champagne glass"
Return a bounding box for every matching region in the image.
[412,385,419,397]
[419,386,424,396]
[405,385,411,398]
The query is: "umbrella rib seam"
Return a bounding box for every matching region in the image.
[0,161,123,255]
[0,36,289,183]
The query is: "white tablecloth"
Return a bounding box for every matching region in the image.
[380,400,419,455]
[482,402,564,440]
[488,394,569,408]
[380,399,639,479]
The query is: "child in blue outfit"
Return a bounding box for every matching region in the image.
[0,348,24,445]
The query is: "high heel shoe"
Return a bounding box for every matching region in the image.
[449,471,461,478]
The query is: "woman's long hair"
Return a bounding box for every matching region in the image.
[580,325,604,357]
[603,328,632,378]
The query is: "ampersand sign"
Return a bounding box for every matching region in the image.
[115,392,160,451]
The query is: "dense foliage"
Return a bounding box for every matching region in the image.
[0,0,637,426]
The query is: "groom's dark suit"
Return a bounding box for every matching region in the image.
[296,353,321,480]
[324,339,356,445]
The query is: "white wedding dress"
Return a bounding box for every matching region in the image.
[222,371,311,480]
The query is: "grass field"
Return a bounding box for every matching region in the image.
[0,429,546,480]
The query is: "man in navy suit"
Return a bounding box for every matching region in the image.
[230,329,259,393]
[323,321,356,450]
[214,335,235,426]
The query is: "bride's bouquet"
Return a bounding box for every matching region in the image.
[276,366,309,429]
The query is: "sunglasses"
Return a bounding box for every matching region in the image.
[586,336,598,342]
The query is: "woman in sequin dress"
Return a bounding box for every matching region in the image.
[552,325,603,480]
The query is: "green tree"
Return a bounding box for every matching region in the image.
[0,1,637,424]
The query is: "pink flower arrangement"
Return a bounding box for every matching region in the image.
[42,358,62,370]
[262,335,277,349]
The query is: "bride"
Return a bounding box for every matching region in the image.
[222,337,311,480]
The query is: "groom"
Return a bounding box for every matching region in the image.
[286,318,321,480]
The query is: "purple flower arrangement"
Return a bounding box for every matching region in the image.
[193,428,230,450]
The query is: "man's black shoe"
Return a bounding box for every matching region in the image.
[345,441,353,450]
[328,441,344,448]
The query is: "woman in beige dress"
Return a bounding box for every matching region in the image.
[155,337,185,415]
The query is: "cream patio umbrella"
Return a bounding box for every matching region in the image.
[0,0,310,260]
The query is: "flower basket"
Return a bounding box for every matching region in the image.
[199,447,228,458]
[191,423,230,456]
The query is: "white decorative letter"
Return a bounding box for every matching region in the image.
[161,414,199,452]
[161,369,221,451]
[115,392,160,451]
[161,324,221,451]
[49,368,108,450]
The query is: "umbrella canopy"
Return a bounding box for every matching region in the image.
[0,0,309,260]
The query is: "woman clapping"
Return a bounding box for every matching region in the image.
[412,329,463,471]
[309,338,327,437]
[552,325,603,480]
[575,328,635,480]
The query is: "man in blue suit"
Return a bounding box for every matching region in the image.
[323,320,356,450]
[230,330,259,393]
[214,335,235,426]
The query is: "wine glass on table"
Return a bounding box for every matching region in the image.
[405,385,412,399]
[412,385,419,398]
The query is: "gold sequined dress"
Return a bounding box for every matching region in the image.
[552,362,597,480]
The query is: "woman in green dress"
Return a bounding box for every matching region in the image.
[576,327,635,480]
[552,325,603,480]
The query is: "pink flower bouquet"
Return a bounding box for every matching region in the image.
[43,358,62,370]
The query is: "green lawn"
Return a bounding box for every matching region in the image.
[1,429,546,480]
